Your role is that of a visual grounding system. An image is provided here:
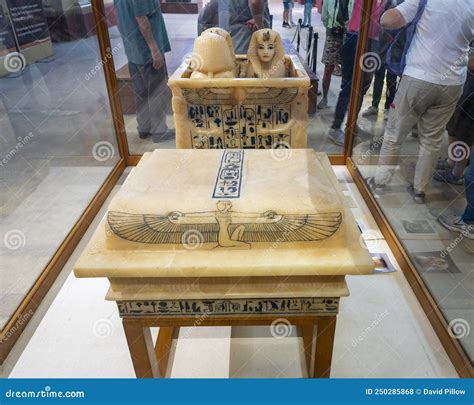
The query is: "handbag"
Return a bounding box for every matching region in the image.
[329,0,347,38]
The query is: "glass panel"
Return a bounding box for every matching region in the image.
[109,0,351,155]
[351,0,474,361]
[0,0,120,329]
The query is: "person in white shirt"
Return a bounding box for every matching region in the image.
[372,0,474,203]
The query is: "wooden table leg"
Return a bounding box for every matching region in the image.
[313,316,337,378]
[300,324,315,377]
[122,319,159,378]
[155,326,178,377]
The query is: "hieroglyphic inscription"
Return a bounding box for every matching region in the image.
[189,104,291,149]
[117,297,340,317]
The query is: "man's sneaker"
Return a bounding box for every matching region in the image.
[436,158,452,171]
[438,215,474,240]
[152,129,175,143]
[282,22,291,28]
[433,169,464,185]
[383,109,390,120]
[317,97,328,109]
[328,127,345,146]
[362,106,379,117]
[138,131,151,139]
[407,184,426,204]
[367,177,386,196]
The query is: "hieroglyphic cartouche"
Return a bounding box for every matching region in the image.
[213,150,244,198]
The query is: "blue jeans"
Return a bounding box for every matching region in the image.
[303,3,312,26]
[332,32,373,129]
[372,63,397,110]
[462,161,474,223]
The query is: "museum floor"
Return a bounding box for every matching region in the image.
[2,166,458,378]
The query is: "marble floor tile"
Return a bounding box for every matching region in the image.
[229,337,306,378]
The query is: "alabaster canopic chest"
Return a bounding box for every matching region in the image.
[75,149,372,279]
[74,149,373,378]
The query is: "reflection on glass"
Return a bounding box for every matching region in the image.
[111,0,377,155]
[0,0,119,330]
[114,0,173,149]
[111,0,174,155]
[352,0,474,361]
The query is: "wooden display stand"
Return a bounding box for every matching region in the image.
[116,64,136,114]
[121,312,337,378]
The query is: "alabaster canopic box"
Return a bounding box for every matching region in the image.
[74,149,374,279]
[168,55,310,150]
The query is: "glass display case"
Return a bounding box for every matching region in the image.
[1,0,472,378]
[0,0,123,360]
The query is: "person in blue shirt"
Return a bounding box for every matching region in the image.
[302,0,313,28]
[114,0,172,141]
[219,0,271,54]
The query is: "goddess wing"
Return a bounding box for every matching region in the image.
[242,87,299,104]
[182,88,235,105]
[181,87,299,106]
[229,212,342,242]
[107,211,219,244]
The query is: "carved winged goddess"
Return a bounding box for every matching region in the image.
[108,201,342,249]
